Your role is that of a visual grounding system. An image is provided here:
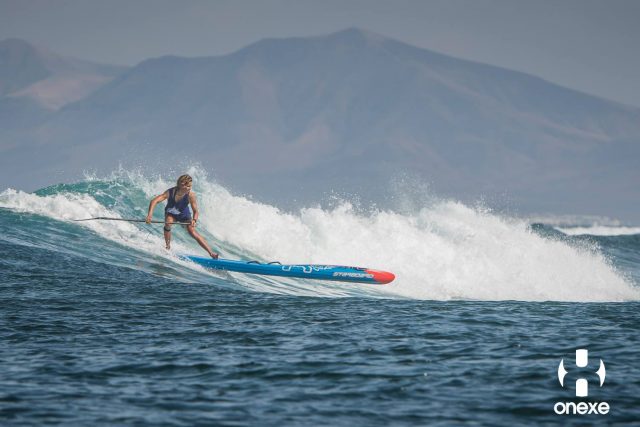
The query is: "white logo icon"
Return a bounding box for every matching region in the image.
[558,349,606,397]
[554,349,609,415]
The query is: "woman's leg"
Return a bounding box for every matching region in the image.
[164,215,175,249]
[186,225,219,258]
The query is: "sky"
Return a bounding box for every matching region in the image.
[1,0,639,107]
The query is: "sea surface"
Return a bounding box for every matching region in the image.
[1,170,639,426]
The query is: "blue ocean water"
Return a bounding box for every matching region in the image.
[1,172,639,426]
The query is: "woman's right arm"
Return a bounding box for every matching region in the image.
[146,191,169,223]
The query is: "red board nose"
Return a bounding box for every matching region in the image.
[367,269,395,284]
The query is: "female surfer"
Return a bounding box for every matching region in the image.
[146,174,219,258]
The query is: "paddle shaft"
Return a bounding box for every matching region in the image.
[73,217,192,225]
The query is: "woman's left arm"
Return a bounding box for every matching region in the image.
[189,192,199,226]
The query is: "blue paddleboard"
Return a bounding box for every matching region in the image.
[181,255,395,285]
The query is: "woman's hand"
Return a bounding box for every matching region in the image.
[145,215,152,224]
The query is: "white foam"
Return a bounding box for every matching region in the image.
[185,173,638,302]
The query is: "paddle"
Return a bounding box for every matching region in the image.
[73,217,192,225]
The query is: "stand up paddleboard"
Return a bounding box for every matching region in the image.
[181,255,395,285]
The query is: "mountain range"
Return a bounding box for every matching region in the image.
[1,29,638,219]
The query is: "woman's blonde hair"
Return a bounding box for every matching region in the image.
[176,174,193,186]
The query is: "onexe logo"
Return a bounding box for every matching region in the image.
[554,349,610,415]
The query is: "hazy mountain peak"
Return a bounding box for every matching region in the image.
[325,27,387,44]
[0,38,127,109]
[0,38,52,96]
[0,37,40,52]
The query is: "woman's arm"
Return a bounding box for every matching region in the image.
[146,191,169,223]
[189,192,199,226]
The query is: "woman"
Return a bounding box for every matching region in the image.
[146,174,219,258]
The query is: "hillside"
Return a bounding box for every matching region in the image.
[2,29,639,218]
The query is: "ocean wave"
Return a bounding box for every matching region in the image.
[1,167,638,302]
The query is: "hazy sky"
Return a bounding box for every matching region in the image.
[1,0,639,107]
